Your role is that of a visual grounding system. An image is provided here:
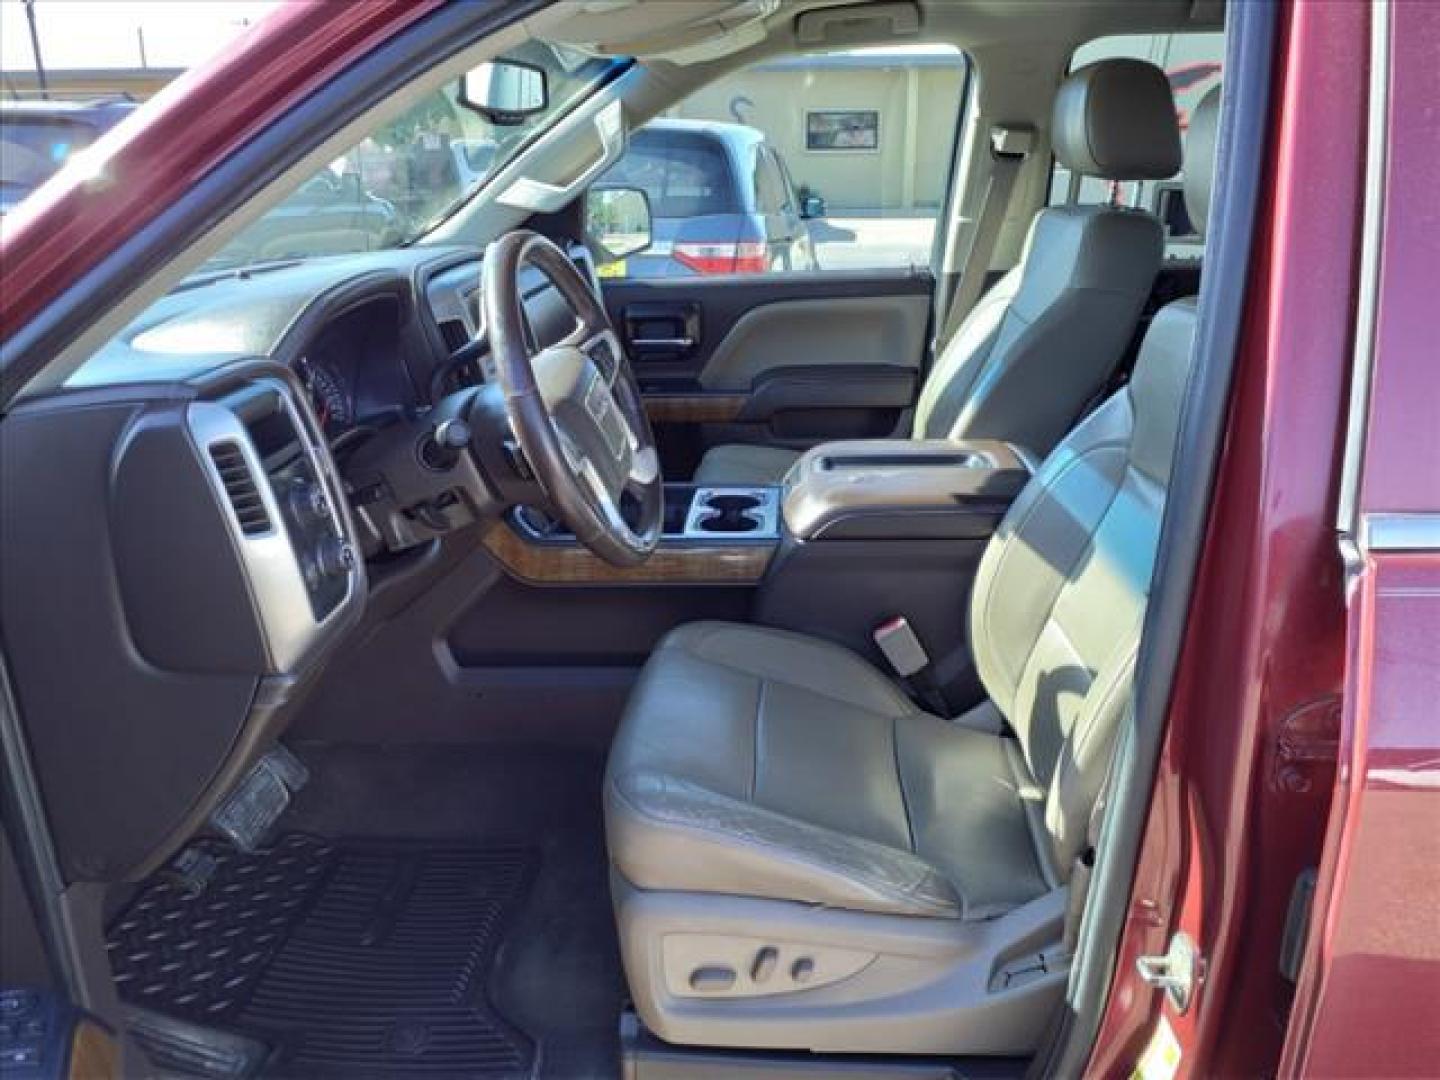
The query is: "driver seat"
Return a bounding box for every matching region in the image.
[605,89,1219,1056]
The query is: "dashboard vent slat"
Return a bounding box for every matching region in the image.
[438,319,469,353]
[209,442,272,536]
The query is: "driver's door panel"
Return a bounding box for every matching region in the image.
[598,270,933,477]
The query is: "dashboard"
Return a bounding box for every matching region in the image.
[0,238,602,884]
[71,242,601,444]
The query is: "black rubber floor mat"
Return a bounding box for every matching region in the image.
[108,835,537,1078]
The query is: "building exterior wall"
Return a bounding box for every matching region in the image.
[1,68,180,102]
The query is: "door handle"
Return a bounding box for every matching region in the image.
[631,337,695,350]
[622,301,701,359]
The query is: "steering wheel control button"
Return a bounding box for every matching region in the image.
[750,947,778,983]
[790,957,816,984]
[688,966,736,993]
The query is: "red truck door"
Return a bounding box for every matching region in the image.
[1281,2,1440,1075]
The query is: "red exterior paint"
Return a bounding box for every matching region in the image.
[1283,555,1440,1077]
[1088,2,1366,1075]
[1357,1,1440,515]
[0,0,440,339]
[1280,1,1440,1073]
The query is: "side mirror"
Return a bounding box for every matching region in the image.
[586,186,653,265]
[459,60,547,125]
[799,194,826,220]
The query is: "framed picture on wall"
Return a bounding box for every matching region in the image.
[804,109,879,151]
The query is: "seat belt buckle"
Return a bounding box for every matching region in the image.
[873,616,929,679]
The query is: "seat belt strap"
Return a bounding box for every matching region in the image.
[936,124,1034,348]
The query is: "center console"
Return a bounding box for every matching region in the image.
[755,438,1034,703]
[488,484,782,585]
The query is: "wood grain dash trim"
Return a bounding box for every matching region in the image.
[482,523,773,585]
[643,394,747,424]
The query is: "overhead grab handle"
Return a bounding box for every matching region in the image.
[498,99,625,214]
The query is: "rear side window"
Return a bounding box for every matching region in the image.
[603,130,739,218]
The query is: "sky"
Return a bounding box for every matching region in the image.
[1,0,281,72]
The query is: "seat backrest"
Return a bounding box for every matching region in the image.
[914,58,1182,458]
[966,85,1220,879]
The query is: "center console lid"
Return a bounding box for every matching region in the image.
[782,439,1032,541]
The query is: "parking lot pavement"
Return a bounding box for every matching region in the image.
[812,213,939,271]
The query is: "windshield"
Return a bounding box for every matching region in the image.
[203,42,618,273]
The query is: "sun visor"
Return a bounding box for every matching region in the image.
[545,0,780,60]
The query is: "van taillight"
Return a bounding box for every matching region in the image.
[673,240,767,275]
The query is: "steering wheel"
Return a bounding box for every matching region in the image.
[482,231,662,566]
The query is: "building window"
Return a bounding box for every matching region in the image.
[804,110,879,152]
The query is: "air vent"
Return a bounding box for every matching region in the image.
[208,441,272,536]
[438,319,469,353]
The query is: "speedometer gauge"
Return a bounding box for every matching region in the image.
[299,355,352,432]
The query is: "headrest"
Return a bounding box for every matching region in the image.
[1183,86,1221,237]
[1051,58,1182,181]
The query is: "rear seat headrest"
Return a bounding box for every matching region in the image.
[1052,58,1182,181]
[1183,85,1222,238]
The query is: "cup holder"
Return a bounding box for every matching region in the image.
[696,494,762,533]
[683,488,778,538]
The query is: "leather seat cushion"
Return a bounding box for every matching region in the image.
[605,622,1052,920]
[692,443,800,486]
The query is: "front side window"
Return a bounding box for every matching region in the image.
[593,45,969,279]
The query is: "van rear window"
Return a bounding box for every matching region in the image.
[603,130,740,218]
